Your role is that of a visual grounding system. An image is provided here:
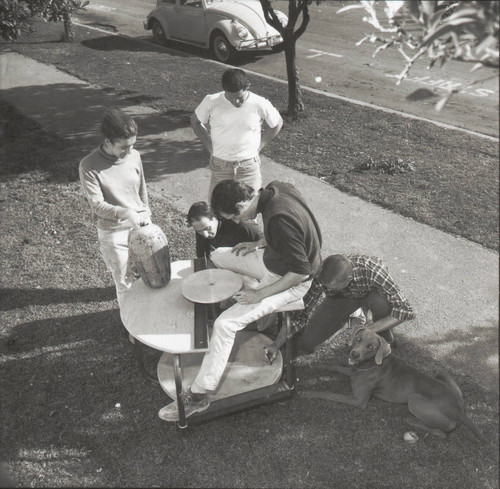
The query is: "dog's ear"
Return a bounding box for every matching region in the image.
[375,335,392,365]
[350,326,367,346]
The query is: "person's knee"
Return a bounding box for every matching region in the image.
[213,317,239,337]
[364,291,391,320]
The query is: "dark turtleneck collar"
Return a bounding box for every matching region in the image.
[256,187,275,214]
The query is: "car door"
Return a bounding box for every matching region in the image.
[157,0,177,39]
[171,0,207,45]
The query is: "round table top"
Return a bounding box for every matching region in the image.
[181,268,243,304]
[121,260,204,353]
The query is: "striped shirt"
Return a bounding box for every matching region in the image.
[324,254,415,321]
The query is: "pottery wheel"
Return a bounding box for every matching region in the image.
[181,268,243,304]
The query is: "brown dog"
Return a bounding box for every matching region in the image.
[300,328,487,443]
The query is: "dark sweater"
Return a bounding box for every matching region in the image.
[196,219,263,259]
[258,181,322,278]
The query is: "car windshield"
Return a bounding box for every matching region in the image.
[206,0,259,4]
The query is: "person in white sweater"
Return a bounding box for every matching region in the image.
[79,109,151,308]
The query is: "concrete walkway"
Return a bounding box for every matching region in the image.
[1,51,498,394]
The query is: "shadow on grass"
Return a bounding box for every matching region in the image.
[0,93,207,183]
[1,306,498,488]
[417,321,499,395]
[1,308,166,486]
[82,35,190,56]
[80,34,270,68]
[0,287,117,311]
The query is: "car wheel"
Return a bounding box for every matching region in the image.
[211,31,237,64]
[151,19,167,45]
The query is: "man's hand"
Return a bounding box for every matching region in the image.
[233,289,263,305]
[264,343,280,364]
[232,241,259,256]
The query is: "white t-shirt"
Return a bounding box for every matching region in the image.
[194,91,281,161]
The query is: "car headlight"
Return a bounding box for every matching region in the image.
[232,21,249,40]
[275,11,288,28]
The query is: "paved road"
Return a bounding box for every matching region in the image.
[74,0,499,137]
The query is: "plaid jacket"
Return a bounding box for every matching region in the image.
[325,254,415,321]
[291,278,324,334]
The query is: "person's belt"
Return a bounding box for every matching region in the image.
[212,156,257,165]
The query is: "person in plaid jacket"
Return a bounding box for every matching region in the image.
[297,253,415,354]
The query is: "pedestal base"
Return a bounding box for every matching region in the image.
[157,330,283,402]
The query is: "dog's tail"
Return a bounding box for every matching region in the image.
[457,411,489,444]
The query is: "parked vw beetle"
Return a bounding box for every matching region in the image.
[144,0,287,63]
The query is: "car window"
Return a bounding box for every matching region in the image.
[180,0,202,7]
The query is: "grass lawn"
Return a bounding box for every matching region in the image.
[0,20,498,489]
[1,100,498,488]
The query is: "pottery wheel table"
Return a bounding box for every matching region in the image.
[120,258,296,428]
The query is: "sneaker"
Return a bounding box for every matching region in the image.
[158,389,210,422]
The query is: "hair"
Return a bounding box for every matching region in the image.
[101,109,138,142]
[221,69,249,93]
[319,255,352,284]
[211,180,255,217]
[187,201,216,225]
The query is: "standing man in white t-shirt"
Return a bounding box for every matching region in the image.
[190,68,283,198]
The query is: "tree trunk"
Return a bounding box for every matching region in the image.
[284,37,304,119]
[63,10,74,42]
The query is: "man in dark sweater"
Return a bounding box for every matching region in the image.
[159,180,322,421]
[187,201,262,260]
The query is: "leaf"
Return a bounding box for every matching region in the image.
[404,0,421,20]
[384,0,404,19]
[435,91,454,112]
[422,19,477,47]
[419,1,436,25]
[337,4,365,15]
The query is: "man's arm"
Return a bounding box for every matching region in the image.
[234,270,308,305]
[367,257,415,329]
[370,316,404,334]
[190,113,213,155]
[259,116,283,152]
[232,236,266,256]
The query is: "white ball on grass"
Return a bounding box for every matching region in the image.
[403,431,418,443]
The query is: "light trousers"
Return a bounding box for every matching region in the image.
[208,155,262,199]
[194,247,311,391]
[97,227,135,309]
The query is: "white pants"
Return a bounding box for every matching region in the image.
[97,228,135,309]
[194,247,311,391]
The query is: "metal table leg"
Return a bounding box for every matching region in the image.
[283,312,295,390]
[173,354,188,429]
